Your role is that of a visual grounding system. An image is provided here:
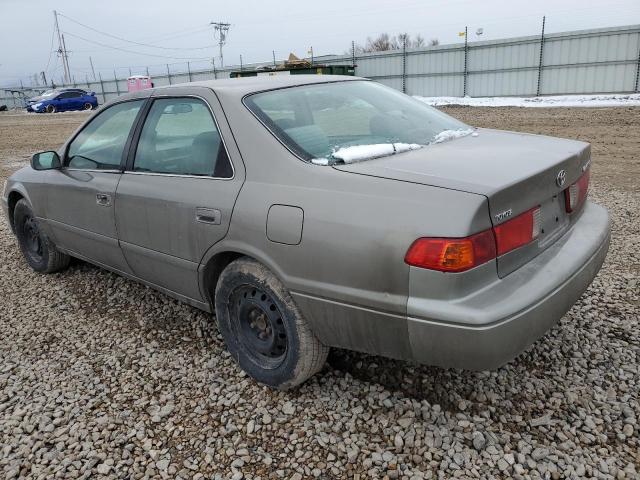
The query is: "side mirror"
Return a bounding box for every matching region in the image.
[31,151,61,171]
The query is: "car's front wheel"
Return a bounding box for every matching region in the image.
[14,199,70,273]
[45,104,56,113]
[83,102,93,110]
[215,258,328,390]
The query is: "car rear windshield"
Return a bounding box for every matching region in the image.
[244,80,472,164]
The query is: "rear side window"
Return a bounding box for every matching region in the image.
[245,80,470,163]
[67,100,144,170]
[133,98,233,178]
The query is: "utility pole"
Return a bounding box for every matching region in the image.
[536,16,546,96]
[463,26,468,97]
[41,71,47,85]
[210,22,230,68]
[89,56,96,80]
[53,10,71,84]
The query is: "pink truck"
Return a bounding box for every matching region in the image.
[127,75,153,92]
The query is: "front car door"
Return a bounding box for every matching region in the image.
[115,89,245,302]
[57,92,74,111]
[44,99,146,272]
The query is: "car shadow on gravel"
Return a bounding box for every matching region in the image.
[326,344,558,416]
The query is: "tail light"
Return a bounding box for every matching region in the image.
[565,168,590,213]
[493,206,541,256]
[405,207,541,272]
[404,230,496,272]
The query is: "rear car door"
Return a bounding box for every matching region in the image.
[115,89,244,301]
[68,91,84,110]
[44,99,146,272]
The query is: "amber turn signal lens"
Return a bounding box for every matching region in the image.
[404,230,497,273]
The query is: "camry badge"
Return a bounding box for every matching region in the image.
[556,169,567,187]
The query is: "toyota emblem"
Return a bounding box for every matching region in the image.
[556,169,567,187]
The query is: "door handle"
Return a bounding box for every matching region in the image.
[96,193,112,206]
[196,207,221,225]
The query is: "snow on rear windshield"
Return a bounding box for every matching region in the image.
[245,80,472,164]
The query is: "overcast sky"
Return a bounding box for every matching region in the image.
[1,0,640,86]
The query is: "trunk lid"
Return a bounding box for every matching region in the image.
[333,128,591,276]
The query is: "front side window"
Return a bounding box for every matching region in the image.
[245,80,472,164]
[67,100,144,170]
[133,98,232,177]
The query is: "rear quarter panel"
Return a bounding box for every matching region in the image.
[207,89,493,356]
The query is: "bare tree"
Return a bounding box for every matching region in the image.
[367,33,393,52]
[429,38,440,46]
[394,32,410,49]
[353,32,437,53]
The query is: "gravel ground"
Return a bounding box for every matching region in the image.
[0,108,638,479]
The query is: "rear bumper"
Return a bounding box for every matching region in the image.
[407,201,610,370]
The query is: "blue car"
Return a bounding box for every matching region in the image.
[27,89,98,113]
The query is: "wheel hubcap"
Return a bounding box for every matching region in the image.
[230,286,288,363]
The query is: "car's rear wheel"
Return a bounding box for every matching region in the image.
[14,199,70,273]
[215,258,328,390]
[83,102,92,110]
[45,104,56,113]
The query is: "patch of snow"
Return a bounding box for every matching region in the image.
[331,143,422,163]
[432,128,474,144]
[414,93,640,108]
[311,158,330,165]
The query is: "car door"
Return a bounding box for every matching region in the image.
[56,92,71,111]
[115,90,244,301]
[67,91,83,110]
[44,99,146,272]
[50,93,64,111]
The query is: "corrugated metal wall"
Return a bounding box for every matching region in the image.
[2,24,639,108]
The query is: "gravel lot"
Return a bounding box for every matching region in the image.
[0,107,638,479]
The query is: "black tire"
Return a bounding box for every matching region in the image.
[45,104,56,113]
[14,199,70,273]
[83,102,92,110]
[215,258,328,390]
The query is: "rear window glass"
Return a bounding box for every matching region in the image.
[244,80,471,164]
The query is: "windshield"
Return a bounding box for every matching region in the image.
[244,80,472,164]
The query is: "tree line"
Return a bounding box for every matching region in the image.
[353,33,439,53]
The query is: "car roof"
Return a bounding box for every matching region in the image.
[154,74,363,98]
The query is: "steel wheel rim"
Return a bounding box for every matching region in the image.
[84,103,92,110]
[22,216,43,261]
[229,285,288,367]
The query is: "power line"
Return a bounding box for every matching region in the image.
[57,12,215,50]
[62,31,214,61]
[54,10,71,83]
[43,22,56,75]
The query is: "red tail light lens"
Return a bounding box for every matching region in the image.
[565,168,590,213]
[493,206,541,256]
[406,207,541,272]
[404,230,496,272]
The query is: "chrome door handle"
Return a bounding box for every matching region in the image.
[96,193,112,206]
[196,207,221,225]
